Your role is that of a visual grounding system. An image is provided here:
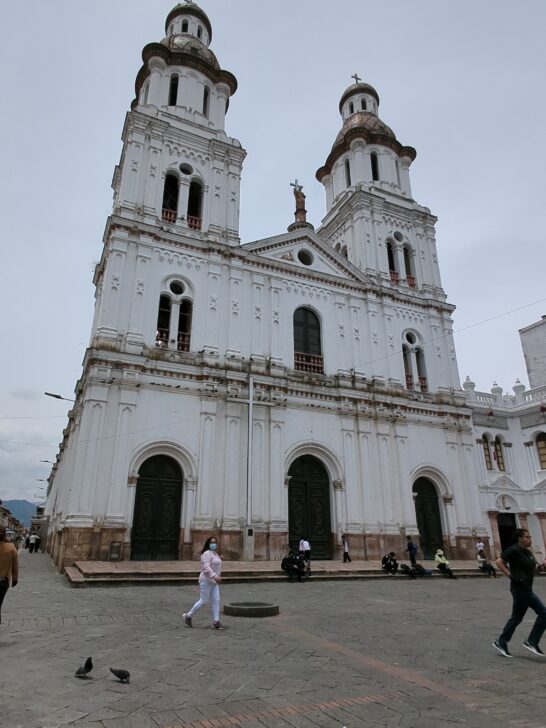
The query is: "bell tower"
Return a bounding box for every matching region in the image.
[111,1,245,244]
[316,78,444,298]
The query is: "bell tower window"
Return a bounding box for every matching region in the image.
[293,307,323,374]
[197,25,202,39]
[386,240,398,284]
[155,295,171,347]
[177,299,193,352]
[361,98,367,111]
[187,180,203,230]
[168,74,179,106]
[537,433,546,469]
[181,20,188,32]
[203,86,210,118]
[162,173,179,223]
[349,102,354,115]
[371,151,380,181]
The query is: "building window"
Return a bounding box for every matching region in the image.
[340,244,348,259]
[403,245,416,288]
[177,299,192,351]
[168,74,179,106]
[187,179,203,230]
[197,25,202,39]
[156,295,171,347]
[482,435,493,471]
[344,158,351,187]
[416,347,427,392]
[371,151,380,181]
[536,433,546,469]
[293,307,323,373]
[403,344,413,389]
[386,240,398,284]
[162,173,179,222]
[494,437,505,471]
[182,20,188,32]
[361,98,367,111]
[202,86,210,118]
[349,102,354,115]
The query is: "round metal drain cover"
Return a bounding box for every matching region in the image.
[223,602,280,618]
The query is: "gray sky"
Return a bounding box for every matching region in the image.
[1,1,545,503]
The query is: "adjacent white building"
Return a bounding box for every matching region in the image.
[44,2,546,570]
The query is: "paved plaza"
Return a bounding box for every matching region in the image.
[2,552,546,728]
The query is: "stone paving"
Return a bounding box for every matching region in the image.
[2,551,546,728]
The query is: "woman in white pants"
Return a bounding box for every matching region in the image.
[184,537,224,629]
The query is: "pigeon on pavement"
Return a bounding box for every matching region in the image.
[110,668,130,683]
[75,657,93,679]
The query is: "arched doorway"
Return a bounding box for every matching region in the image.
[131,455,183,561]
[497,512,517,552]
[288,455,332,559]
[413,477,444,559]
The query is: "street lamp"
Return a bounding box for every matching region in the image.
[44,392,75,402]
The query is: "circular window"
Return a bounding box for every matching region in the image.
[169,281,185,295]
[179,163,193,175]
[405,332,416,345]
[297,249,313,266]
[394,231,404,242]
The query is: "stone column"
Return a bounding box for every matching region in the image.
[178,177,190,221]
[169,301,181,349]
[333,479,345,536]
[183,477,198,559]
[147,57,166,108]
[487,510,501,558]
[442,495,456,547]
[534,512,546,556]
[518,511,529,531]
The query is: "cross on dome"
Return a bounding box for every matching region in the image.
[290,179,302,192]
[351,73,362,84]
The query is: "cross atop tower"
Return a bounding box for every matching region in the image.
[351,73,362,84]
[290,178,302,192]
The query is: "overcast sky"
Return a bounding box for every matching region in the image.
[1,0,545,503]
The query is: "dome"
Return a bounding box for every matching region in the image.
[334,112,395,146]
[165,2,213,41]
[161,34,220,70]
[339,82,380,113]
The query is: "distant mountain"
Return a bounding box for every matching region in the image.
[2,500,38,528]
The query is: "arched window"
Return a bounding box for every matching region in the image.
[402,344,413,389]
[349,102,354,115]
[162,173,179,223]
[361,98,367,111]
[371,151,380,181]
[293,307,323,373]
[187,179,203,230]
[340,245,348,259]
[177,299,192,351]
[482,435,493,471]
[197,25,202,39]
[403,245,416,288]
[344,158,351,187]
[537,433,546,469]
[168,74,179,106]
[182,20,188,32]
[416,347,427,392]
[202,86,210,118]
[386,240,398,284]
[156,295,171,347]
[494,437,505,471]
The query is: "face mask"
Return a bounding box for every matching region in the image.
[209,543,217,551]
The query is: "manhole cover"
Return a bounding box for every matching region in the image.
[223,602,280,618]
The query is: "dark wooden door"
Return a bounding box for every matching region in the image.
[288,455,332,559]
[497,513,517,552]
[131,455,182,561]
[413,477,444,559]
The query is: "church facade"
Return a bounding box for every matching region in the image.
[44,2,546,569]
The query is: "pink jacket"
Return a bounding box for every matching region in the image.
[199,550,222,583]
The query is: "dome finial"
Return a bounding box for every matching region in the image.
[351,72,362,84]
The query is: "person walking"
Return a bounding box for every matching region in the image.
[477,548,497,577]
[28,533,37,554]
[0,525,19,624]
[493,528,546,658]
[183,537,224,630]
[299,538,311,575]
[341,535,351,563]
[405,536,418,567]
[435,549,457,579]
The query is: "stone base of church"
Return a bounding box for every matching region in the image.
[47,525,128,571]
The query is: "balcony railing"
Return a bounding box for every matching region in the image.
[405,374,413,389]
[419,376,428,392]
[187,215,202,231]
[162,208,177,223]
[155,328,169,348]
[295,352,324,374]
[177,332,190,352]
[390,271,399,285]
[406,275,416,289]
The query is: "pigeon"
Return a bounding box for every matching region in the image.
[110,667,130,683]
[75,656,93,679]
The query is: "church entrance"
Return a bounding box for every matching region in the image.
[131,455,183,561]
[497,512,517,552]
[288,455,332,559]
[413,477,444,559]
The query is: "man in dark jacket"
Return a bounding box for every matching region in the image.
[381,552,398,575]
[493,529,546,658]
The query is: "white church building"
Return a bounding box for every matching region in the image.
[44,2,546,570]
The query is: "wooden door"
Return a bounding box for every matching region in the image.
[288,455,332,559]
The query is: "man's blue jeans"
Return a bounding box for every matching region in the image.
[499,584,546,646]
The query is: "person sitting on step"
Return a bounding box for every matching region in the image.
[381,552,398,575]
